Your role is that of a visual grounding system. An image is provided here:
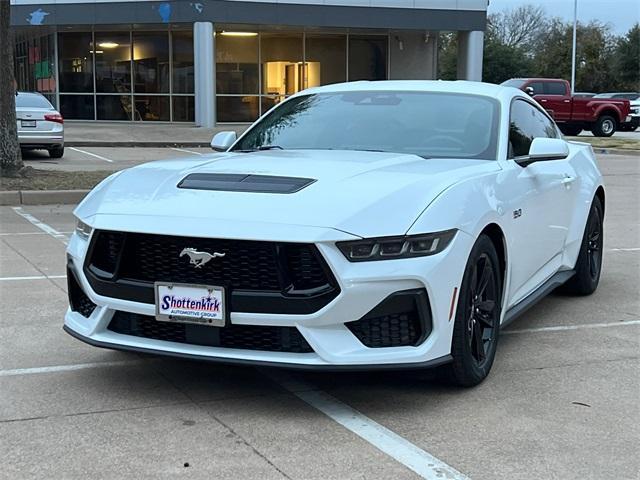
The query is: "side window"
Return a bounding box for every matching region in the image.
[527,82,544,95]
[508,100,560,158]
[544,82,567,96]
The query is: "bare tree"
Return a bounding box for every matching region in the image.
[488,5,547,50]
[0,0,23,175]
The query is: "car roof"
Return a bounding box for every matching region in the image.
[506,78,567,82]
[299,80,514,98]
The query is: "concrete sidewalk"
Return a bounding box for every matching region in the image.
[64,122,248,147]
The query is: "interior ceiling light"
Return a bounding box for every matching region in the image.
[220,31,258,37]
[98,42,119,48]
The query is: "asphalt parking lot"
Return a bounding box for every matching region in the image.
[21,146,212,172]
[1,153,638,479]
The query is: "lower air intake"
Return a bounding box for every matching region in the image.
[108,311,314,354]
[346,289,432,348]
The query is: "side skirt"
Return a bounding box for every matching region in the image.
[501,270,576,330]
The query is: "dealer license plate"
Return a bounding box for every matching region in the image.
[21,120,36,127]
[155,283,225,327]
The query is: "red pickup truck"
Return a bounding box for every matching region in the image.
[502,78,632,137]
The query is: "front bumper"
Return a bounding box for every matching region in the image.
[64,227,473,368]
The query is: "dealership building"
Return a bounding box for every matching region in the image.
[10,0,488,126]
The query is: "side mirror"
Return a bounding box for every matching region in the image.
[525,86,535,97]
[211,131,237,151]
[516,138,569,167]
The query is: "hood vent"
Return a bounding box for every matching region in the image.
[177,173,316,194]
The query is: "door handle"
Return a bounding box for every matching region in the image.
[561,175,576,185]
[563,100,571,103]
[540,99,548,102]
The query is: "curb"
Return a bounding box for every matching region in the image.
[0,189,90,206]
[592,147,640,157]
[67,141,211,148]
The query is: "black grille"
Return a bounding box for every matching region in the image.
[346,289,431,348]
[68,269,97,318]
[84,231,339,314]
[108,311,313,354]
[90,231,125,274]
[121,234,283,291]
[285,244,331,291]
[88,231,332,291]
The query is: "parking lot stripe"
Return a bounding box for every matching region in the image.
[503,320,640,335]
[171,147,204,156]
[11,207,69,245]
[610,247,640,252]
[0,231,73,237]
[69,147,114,163]
[0,360,148,378]
[267,371,470,480]
[0,275,66,282]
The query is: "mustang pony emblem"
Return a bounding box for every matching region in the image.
[179,248,225,268]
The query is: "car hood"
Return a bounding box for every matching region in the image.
[76,150,500,239]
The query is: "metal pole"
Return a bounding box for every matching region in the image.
[570,0,577,95]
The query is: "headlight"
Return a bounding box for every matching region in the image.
[336,229,456,262]
[75,219,93,240]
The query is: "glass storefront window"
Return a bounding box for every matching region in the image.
[305,35,347,88]
[173,96,195,122]
[217,96,260,123]
[97,95,132,120]
[134,95,170,121]
[95,32,132,93]
[58,32,93,92]
[14,32,56,95]
[261,33,303,96]
[173,31,194,93]
[133,32,169,93]
[59,95,94,120]
[349,36,388,81]
[216,32,259,94]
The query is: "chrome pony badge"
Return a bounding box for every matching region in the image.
[179,248,225,268]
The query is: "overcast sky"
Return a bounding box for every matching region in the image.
[488,0,639,35]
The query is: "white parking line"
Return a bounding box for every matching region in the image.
[0,360,148,378]
[610,247,640,252]
[0,231,73,237]
[69,147,114,163]
[0,275,66,282]
[11,207,69,245]
[171,147,204,156]
[503,320,640,335]
[266,370,470,480]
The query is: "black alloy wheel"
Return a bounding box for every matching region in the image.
[445,234,502,387]
[467,253,499,367]
[560,196,604,295]
[586,214,602,281]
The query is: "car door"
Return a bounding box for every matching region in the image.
[500,99,578,305]
[536,81,572,122]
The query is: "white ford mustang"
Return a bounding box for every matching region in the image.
[65,81,605,386]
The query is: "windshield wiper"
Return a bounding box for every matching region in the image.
[236,145,284,153]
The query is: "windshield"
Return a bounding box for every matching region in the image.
[16,94,53,109]
[501,79,526,89]
[232,92,500,160]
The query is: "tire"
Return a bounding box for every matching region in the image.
[444,234,502,387]
[559,125,582,136]
[559,196,604,295]
[592,115,617,137]
[49,146,64,158]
